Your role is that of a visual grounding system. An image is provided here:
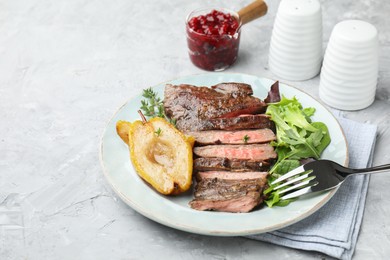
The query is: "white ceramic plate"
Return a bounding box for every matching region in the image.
[100,73,348,236]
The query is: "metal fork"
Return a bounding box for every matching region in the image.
[271,160,390,200]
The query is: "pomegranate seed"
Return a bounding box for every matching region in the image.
[188,9,238,36]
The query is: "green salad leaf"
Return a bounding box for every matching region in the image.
[265,95,331,207]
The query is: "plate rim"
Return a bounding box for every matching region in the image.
[99,72,349,236]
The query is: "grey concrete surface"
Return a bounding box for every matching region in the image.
[1,0,389,259]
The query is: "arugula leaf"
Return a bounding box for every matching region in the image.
[265,95,331,207]
[303,107,315,118]
[282,101,318,132]
[311,122,331,155]
[264,190,281,207]
[271,159,300,175]
[264,188,296,207]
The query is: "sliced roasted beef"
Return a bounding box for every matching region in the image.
[185,128,276,146]
[193,157,272,172]
[193,144,277,161]
[190,172,268,213]
[164,83,267,131]
[194,178,262,200]
[194,171,268,196]
[164,81,280,213]
[197,114,275,131]
[196,171,268,181]
[189,191,262,213]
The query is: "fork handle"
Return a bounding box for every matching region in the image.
[348,164,390,175]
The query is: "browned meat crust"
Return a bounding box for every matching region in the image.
[164,83,267,131]
[189,191,263,213]
[189,171,268,213]
[193,157,273,172]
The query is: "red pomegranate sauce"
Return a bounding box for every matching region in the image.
[186,9,241,71]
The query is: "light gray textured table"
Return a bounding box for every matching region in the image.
[1,0,389,259]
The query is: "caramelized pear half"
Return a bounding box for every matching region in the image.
[127,117,194,195]
[116,120,132,144]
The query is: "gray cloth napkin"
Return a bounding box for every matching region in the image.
[247,116,378,260]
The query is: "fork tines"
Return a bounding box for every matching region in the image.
[271,166,319,200]
[271,165,306,185]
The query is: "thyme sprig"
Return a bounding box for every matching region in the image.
[243,134,250,143]
[140,88,176,126]
[154,127,162,136]
[141,88,165,118]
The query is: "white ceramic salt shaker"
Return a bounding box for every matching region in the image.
[269,0,323,81]
[319,20,378,110]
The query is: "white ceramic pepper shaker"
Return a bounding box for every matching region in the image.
[269,0,323,81]
[319,20,378,110]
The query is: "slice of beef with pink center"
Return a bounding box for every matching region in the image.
[185,128,276,145]
[190,171,268,213]
[193,144,277,161]
[189,191,263,213]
